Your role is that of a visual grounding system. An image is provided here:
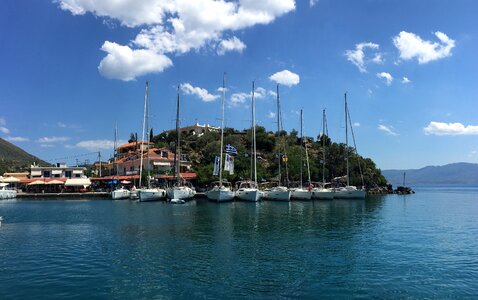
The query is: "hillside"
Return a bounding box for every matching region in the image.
[0,138,50,174]
[382,163,478,186]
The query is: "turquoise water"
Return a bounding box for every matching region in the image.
[1,188,477,299]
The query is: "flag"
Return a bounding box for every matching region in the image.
[224,153,234,175]
[213,156,220,176]
[282,154,288,162]
[225,144,238,155]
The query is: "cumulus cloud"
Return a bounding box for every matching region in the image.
[424,122,478,136]
[5,136,29,142]
[180,83,219,102]
[57,0,296,80]
[401,77,411,84]
[269,70,300,86]
[0,126,9,134]
[377,72,393,86]
[217,36,246,55]
[75,139,125,151]
[393,31,455,64]
[309,0,319,7]
[98,41,173,81]
[230,92,250,106]
[345,42,381,72]
[37,136,70,143]
[378,124,398,136]
[268,111,276,119]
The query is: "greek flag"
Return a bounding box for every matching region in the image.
[225,144,238,155]
[213,156,220,176]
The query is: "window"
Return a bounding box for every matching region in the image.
[65,171,72,178]
[43,170,51,178]
[161,150,168,158]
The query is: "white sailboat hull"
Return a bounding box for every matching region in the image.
[129,190,139,200]
[290,188,312,200]
[139,188,167,202]
[0,190,17,199]
[167,186,195,200]
[334,186,366,199]
[206,187,235,202]
[311,188,335,200]
[236,188,262,202]
[263,187,291,201]
[111,188,130,200]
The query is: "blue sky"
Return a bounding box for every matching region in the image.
[1,0,477,170]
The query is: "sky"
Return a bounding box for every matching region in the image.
[1,0,477,170]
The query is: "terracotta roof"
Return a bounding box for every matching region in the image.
[117,141,153,150]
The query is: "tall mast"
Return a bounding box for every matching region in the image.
[322,109,326,186]
[345,92,349,187]
[114,123,118,177]
[252,81,257,185]
[299,109,303,188]
[219,73,226,187]
[175,85,181,186]
[139,81,148,188]
[276,84,281,184]
[302,110,311,187]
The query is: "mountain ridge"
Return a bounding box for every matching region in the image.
[0,138,50,174]
[382,162,478,186]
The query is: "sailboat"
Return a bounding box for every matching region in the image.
[138,81,167,202]
[263,84,291,201]
[334,93,366,199]
[235,81,262,202]
[111,124,130,200]
[290,109,312,200]
[311,109,335,199]
[206,74,235,202]
[167,86,195,203]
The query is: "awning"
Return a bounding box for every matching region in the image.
[46,180,65,185]
[72,170,83,174]
[31,170,42,176]
[28,180,45,185]
[153,161,170,166]
[65,178,91,187]
[2,176,21,183]
[52,170,62,175]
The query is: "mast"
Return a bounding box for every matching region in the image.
[219,73,226,187]
[252,81,257,185]
[114,123,118,178]
[175,85,181,186]
[139,81,148,188]
[299,109,303,189]
[322,109,326,186]
[276,84,281,184]
[345,92,349,187]
[303,111,311,187]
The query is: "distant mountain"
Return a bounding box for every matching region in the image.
[0,138,50,174]
[382,163,478,186]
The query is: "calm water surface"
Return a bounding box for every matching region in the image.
[1,188,477,299]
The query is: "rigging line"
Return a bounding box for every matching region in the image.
[346,103,365,187]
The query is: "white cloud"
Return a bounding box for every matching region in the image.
[58,0,296,80]
[378,124,398,136]
[393,31,455,64]
[230,92,250,106]
[5,136,29,142]
[345,42,381,73]
[424,122,478,136]
[353,122,360,127]
[217,36,246,55]
[377,72,393,86]
[254,87,267,99]
[75,139,127,151]
[268,111,276,119]
[401,77,411,84]
[180,83,219,102]
[269,70,300,86]
[98,41,173,81]
[37,136,70,143]
[0,126,9,134]
[309,0,318,7]
[40,144,55,148]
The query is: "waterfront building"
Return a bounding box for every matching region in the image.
[165,122,219,137]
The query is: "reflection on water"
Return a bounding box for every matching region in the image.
[0,191,477,298]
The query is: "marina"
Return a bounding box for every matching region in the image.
[1,187,477,298]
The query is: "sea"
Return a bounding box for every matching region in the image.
[0,187,477,299]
